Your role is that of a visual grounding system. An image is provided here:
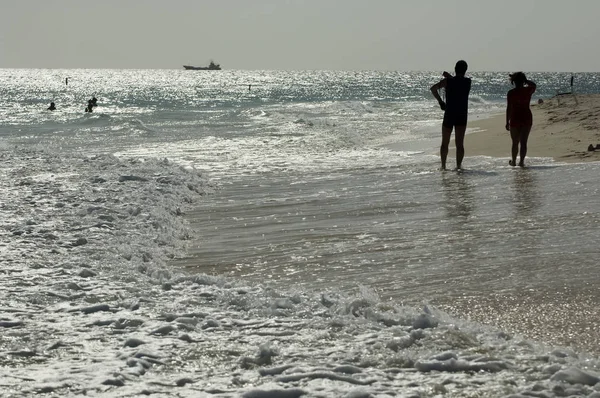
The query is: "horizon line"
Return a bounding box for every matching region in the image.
[0,67,595,73]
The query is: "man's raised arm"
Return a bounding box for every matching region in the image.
[430,78,447,110]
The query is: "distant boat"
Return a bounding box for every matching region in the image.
[183,61,221,71]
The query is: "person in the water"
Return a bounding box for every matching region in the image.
[47,102,56,111]
[430,60,472,170]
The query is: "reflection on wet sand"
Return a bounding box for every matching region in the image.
[438,172,478,267]
[441,171,475,219]
[512,169,540,218]
[435,167,600,355]
[509,169,541,278]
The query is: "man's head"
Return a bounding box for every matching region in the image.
[455,60,468,76]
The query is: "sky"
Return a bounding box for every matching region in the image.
[1,0,599,72]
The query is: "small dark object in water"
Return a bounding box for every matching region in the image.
[587,144,595,151]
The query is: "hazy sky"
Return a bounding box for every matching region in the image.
[1,0,599,71]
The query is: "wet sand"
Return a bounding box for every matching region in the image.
[432,287,600,356]
[177,94,600,358]
[440,94,600,355]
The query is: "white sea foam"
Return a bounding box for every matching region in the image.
[2,147,600,397]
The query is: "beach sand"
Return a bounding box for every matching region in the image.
[464,93,600,163]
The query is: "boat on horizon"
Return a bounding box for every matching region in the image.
[183,61,221,71]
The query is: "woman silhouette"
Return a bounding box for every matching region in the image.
[506,72,536,167]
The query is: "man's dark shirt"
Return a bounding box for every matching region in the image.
[443,76,471,127]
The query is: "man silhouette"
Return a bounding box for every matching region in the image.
[430,60,472,170]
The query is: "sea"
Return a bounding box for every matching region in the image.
[1,69,600,397]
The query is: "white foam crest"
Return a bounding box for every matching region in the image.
[469,94,491,104]
[0,147,213,280]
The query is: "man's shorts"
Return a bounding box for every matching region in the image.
[443,111,468,128]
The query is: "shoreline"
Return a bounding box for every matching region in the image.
[463,94,600,163]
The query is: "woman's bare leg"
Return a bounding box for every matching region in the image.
[519,126,532,167]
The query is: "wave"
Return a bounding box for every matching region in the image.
[469,94,492,104]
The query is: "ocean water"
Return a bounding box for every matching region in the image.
[1,69,600,397]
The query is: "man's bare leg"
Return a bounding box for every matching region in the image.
[440,126,453,170]
[454,125,467,169]
[509,127,520,166]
